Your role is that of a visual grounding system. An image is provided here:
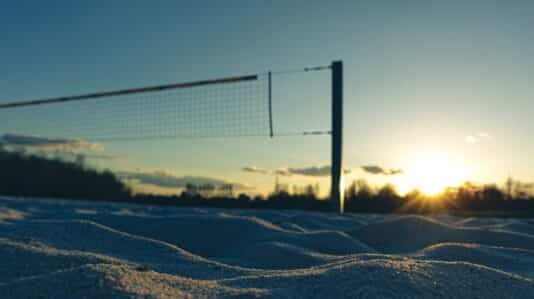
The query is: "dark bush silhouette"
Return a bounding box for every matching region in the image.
[0,147,130,201]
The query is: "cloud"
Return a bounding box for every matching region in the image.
[0,133,104,152]
[62,152,127,162]
[243,165,351,178]
[361,165,403,176]
[465,132,492,144]
[274,169,293,176]
[242,166,270,175]
[361,165,385,175]
[84,154,127,161]
[388,168,404,175]
[286,166,333,177]
[241,166,294,177]
[117,170,250,190]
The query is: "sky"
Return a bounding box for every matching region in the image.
[1,1,534,196]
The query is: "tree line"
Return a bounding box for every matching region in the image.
[343,179,534,216]
[2,146,534,216]
[0,146,130,201]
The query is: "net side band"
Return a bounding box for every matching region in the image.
[0,74,258,110]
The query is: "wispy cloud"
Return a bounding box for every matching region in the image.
[361,165,404,176]
[243,165,351,178]
[242,166,270,175]
[465,132,492,144]
[274,168,293,176]
[84,154,127,161]
[0,133,104,152]
[63,152,127,162]
[287,166,337,177]
[118,169,250,190]
[388,168,404,175]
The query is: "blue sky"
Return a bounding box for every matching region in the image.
[1,1,534,195]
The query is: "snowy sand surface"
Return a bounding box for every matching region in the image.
[1,197,534,298]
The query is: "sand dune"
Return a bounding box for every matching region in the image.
[1,197,534,298]
[417,242,534,278]
[351,215,534,253]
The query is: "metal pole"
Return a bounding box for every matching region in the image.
[268,71,274,137]
[331,61,343,213]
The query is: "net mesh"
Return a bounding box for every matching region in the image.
[0,76,269,141]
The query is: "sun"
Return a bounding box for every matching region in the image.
[395,154,470,195]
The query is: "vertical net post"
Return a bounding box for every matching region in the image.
[331,61,344,213]
[268,71,274,138]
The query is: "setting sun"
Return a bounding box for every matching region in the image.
[395,154,471,195]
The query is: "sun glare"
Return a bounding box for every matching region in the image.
[395,154,470,195]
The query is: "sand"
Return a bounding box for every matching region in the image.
[1,197,533,298]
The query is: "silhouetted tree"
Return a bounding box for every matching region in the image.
[479,184,505,201]
[0,147,130,201]
[377,184,398,199]
[506,176,514,200]
[405,189,424,201]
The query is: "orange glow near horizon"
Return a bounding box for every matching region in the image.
[394,154,471,196]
